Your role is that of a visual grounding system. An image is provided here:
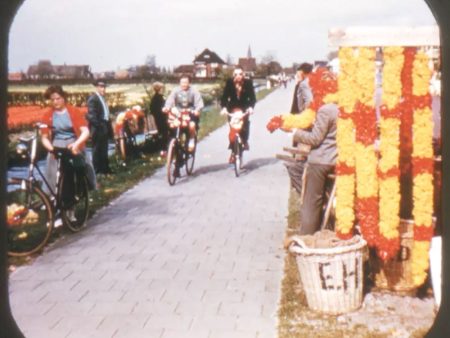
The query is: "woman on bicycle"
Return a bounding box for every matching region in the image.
[40,85,96,192]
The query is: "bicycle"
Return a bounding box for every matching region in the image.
[115,118,137,162]
[166,108,197,185]
[227,110,250,177]
[7,124,90,256]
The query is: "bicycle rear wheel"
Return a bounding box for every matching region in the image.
[234,137,243,177]
[59,172,89,232]
[167,138,178,185]
[185,136,196,175]
[7,178,53,256]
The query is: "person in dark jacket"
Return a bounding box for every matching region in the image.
[86,79,113,175]
[220,66,256,159]
[291,62,313,114]
[149,82,168,155]
[293,102,338,235]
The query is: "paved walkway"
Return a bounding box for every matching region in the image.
[9,83,295,338]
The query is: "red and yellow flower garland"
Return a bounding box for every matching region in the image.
[377,46,404,260]
[410,49,434,286]
[353,47,379,247]
[335,47,358,239]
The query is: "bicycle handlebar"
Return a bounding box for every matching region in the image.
[51,147,75,159]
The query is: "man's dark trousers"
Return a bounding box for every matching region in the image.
[299,163,334,235]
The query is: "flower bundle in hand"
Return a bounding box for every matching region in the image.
[266,68,337,133]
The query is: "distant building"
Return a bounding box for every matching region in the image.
[173,64,195,78]
[8,72,26,81]
[27,60,92,80]
[238,45,257,77]
[193,48,226,78]
[114,69,130,80]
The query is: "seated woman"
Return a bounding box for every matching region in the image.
[114,105,147,139]
[40,85,96,193]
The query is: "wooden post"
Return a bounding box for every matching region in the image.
[0,3,25,338]
[425,0,450,337]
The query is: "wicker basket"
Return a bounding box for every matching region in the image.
[371,219,417,293]
[288,235,367,314]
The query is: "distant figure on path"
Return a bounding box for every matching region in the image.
[86,79,113,175]
[149,82,168,155]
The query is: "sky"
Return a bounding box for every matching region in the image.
[8,0,437,72]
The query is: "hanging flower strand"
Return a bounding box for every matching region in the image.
[377,46,404,261]
[353,47,379,247]
[335,47,358,239]
[410,49,434,286]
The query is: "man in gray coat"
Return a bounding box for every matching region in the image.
[290,62,313,114]
[293,102,338,235]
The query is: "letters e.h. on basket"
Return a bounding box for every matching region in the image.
[288,235,367,315]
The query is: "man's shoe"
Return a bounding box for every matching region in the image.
[243,142,250,151]
[188,139,195,152]
[54,218,63,228]
[228,154,235,164]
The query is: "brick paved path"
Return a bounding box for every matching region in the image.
[9,84,295,338]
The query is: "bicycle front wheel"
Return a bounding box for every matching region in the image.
[185,136,196,175]
[7,178,53,257]
[59,171,89,232]
[167,138,178,185]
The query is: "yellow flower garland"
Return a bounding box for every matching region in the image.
[377,47,404,259]
[411,49,434,286]
[336,47,358,238]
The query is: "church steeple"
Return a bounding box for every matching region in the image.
[247,45,252,59]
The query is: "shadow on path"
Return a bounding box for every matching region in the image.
[188,156,280,179]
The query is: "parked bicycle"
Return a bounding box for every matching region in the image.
[7,124,90,256]
[227,109,250,177]
[166,108,197,185]
[115,107,156,162]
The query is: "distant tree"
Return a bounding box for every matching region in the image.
[256,51,282,77]
[135,65,151,78]
[145,54,157,68]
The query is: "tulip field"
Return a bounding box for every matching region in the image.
[7,82,221,132]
